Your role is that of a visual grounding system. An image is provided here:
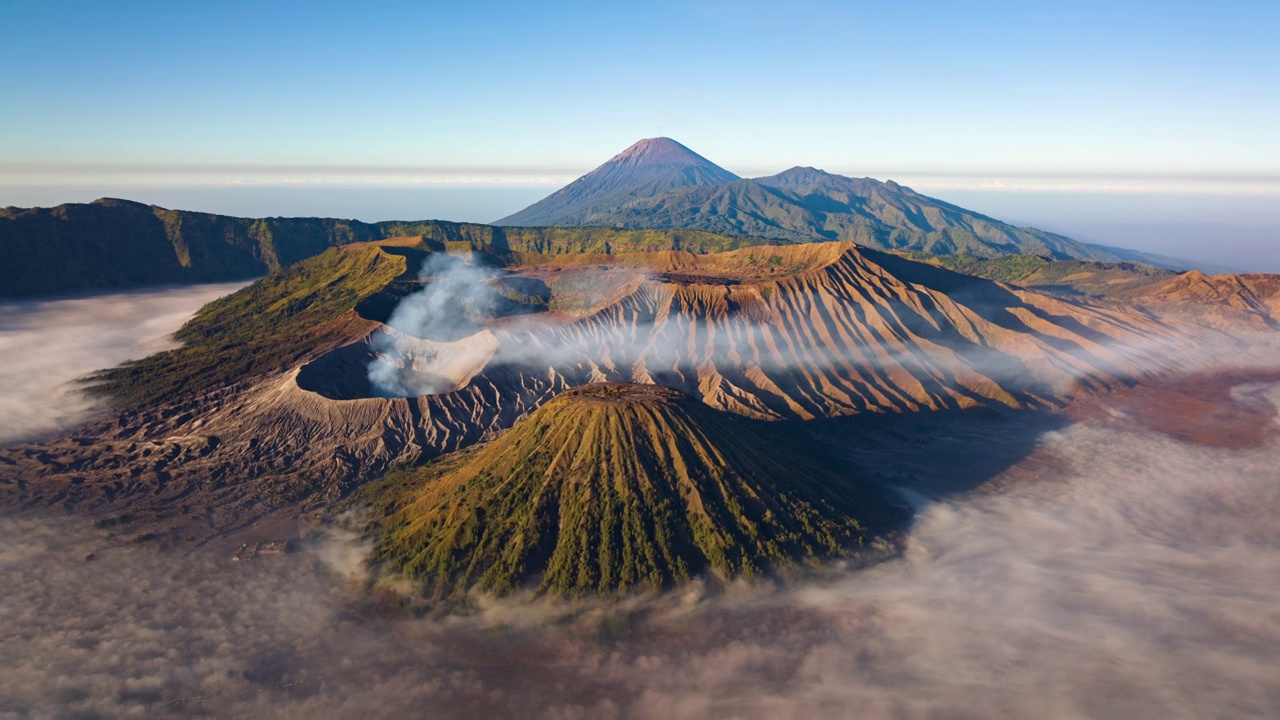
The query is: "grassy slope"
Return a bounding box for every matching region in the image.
[88,246,407,408]
[75,229,773,408]
[489,226,775,254]
[359,384,902,602]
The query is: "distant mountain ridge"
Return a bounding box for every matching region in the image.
[0,197,777,297]
[496,138,1196,269]
[0,140,1208,298]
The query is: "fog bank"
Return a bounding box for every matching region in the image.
[0,282,246,444]
[2,384,1278,718]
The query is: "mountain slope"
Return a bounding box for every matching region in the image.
[86,242,410,408]
[495,137,740,226]
[903,253,1177,299]
[1084,242,1239,274]
[364,382,904,601]
[1135,271,1280,330]
[479,243,1195,420]
[502,160,1122,261]
[495,140,1209,268]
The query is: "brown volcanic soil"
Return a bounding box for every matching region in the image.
[1067,370,1280,449]
[1136,271,1280,331]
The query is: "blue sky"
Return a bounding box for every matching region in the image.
[1,1,1277,267]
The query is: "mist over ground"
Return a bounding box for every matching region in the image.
[2,383,1278,718]
[0,282,247,445]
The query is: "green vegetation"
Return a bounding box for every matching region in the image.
[357,383,903,603]
[489,226,775,254]
[0,190,1182,300]
[901,252,1174,298]
[87,245,406,407]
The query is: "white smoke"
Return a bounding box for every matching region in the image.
[0,282,247,445]
[367,254,502,397]
[361,255,1255,413]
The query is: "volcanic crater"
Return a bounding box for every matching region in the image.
[0,237,1245,568]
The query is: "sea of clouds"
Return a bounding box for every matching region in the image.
[3,281,1279,719]
[0,282,247,444]
[2,386,1278,718]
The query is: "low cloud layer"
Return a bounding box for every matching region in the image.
[4,271,1278,718]
[0,282,247,444]
[3,384,1278,718]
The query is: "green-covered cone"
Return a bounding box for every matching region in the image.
[368,382,904,601]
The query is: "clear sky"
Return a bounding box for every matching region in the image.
[2,1,1277,267]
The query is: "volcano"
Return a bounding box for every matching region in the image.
[0,235,1252,565]
[365,382,906,601]
[495,137,741,226]
[496,139,1199,269]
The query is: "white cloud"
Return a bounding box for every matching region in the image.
[0,282,247,444]
[2,382,1278,718]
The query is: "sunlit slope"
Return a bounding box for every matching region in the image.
[478,243,1193,419]
[368,383,903,600]
[898,253,1280,331]
[496,137,741,226]
[87,243,408,407]
[1135,271,1280,330]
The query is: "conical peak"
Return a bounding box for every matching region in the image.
[780,165,826,176]
[608,137,713,167]
[368,379,901,601]
[494,137,739,225]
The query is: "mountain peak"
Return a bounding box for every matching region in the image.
[92,197,152,209]
[772,166,837,182]
[495,138,739,226]
[609,137,709,166]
